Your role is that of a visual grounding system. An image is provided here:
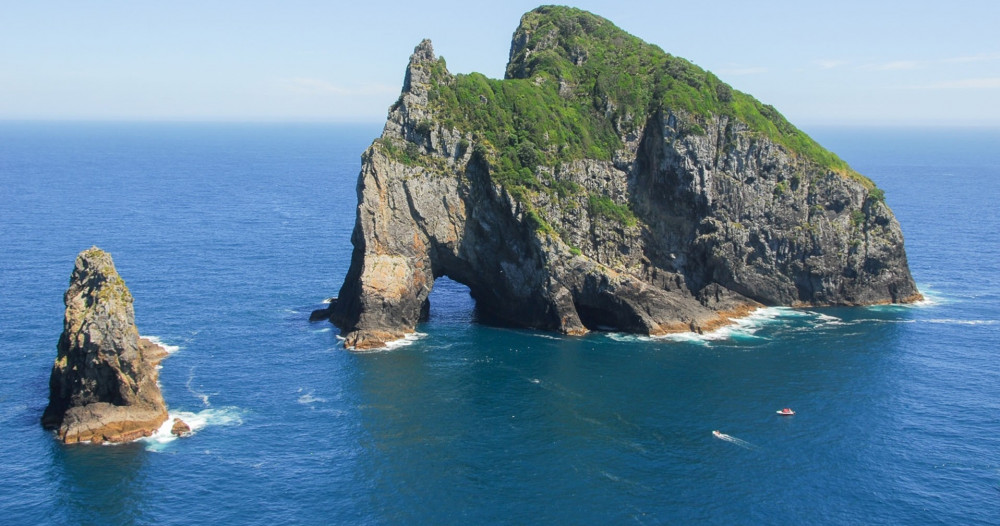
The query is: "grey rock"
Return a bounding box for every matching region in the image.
[325,23,919,350]
[41,247,169,443]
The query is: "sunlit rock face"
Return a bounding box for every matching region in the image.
[323,7,920,349]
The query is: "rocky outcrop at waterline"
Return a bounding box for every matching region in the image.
[41,247,170,444]
[320,6,920,349]
[170,418,192,437]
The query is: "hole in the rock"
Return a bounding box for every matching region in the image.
[425,276,475,325]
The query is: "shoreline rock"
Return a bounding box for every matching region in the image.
[170,418,191,437]
[41,247,169,444]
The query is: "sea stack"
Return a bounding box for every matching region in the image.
[41,247,169,444]
[324,6,921,349]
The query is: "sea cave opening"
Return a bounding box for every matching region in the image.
[424,276,476,326]
[575,302,626,332]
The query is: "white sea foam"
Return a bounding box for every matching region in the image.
[866,285,944,311]
[814,313,846,327]
[297,389,327,405]
[604,307,845,345]
[186,368,211,407]
[605,333,653,343]
[142,407,244,452]
[142,335,180,354]
[914,285,946,306]
[344,331,428,352]
[926,318,998,326]
[322,297,335,304]
[384,332,427,349]
[312,327,332,333]
[659,307,787,343]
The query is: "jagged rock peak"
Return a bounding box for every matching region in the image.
[403,39,438,93]
[411,38,435,64]
[41,247,169,444]
[325,7,921,350]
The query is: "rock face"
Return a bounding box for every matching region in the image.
[41,247,169,444]
[325,7,920,349]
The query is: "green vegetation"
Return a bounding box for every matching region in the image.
[95,275,132,305]
[415,120,434,136]
[850,210,867,227]
[405,6,874,230]
[505,7,863,177]
[525,206,556,235]
[378,137,421,166]
[587,193,638,227]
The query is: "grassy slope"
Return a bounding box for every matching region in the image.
[410,6,875,216]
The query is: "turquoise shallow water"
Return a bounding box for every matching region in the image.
[0,123,997,524]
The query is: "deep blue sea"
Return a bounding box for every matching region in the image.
[1,122,998,525]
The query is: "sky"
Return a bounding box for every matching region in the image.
[2,1,999,126]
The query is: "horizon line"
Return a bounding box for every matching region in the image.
[2,118,999,129]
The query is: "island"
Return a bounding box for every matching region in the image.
[41,247,171,444]
[317,6,921,349]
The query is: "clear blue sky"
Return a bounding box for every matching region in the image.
[2,1,998,125]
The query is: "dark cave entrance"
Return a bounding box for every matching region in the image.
[576,305,621,332]
[576,303,624,332]
[574,297,646,333]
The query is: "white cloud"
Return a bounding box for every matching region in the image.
[944,52,1000,64]
[815,59,849,70]
[852,53,998,73]
[910,77,1000,89]
[280,78,397,96]
[716,66,768,76]
[863,60,921,71]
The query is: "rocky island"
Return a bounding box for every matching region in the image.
[320,6,920,349]
[41,247,170,444]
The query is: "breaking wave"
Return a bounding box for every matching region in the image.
[339,331,428,352]
[925,318,998,326]
[142,407,244,452]
[143,335,180,354]
[606,307,807,345]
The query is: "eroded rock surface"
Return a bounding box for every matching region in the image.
[325,7,920,349]
[170,418,191,437]
[41,247,169,444]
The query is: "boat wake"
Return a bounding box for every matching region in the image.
[186,367,212,407]
[712,430,759,450]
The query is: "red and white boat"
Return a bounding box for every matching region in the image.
[776,408,795,416]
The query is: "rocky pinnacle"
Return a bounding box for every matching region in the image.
[41,247,169,444]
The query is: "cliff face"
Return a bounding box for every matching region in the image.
[327,7,920,349]
[42,248,169,444]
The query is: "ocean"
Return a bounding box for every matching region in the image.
[0,122,997,525]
